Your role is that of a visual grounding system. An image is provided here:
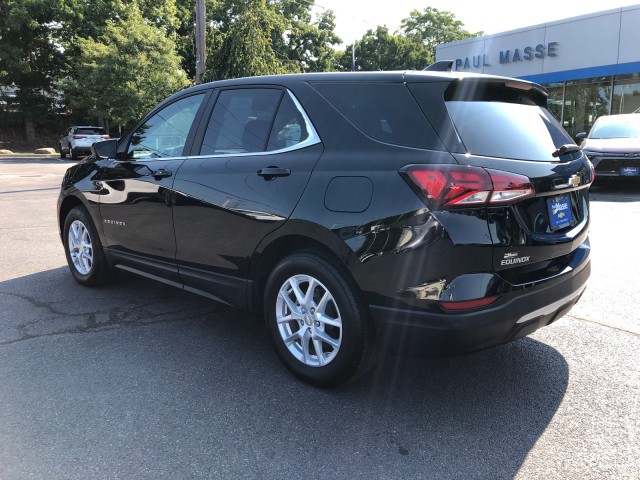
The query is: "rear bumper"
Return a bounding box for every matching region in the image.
[369,255,590,355]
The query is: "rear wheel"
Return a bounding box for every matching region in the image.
[264,251,375,387]
[63,206,113,286]
[70,147,78,160]
[59,143,66,159]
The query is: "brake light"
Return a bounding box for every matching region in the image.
[401,165,534,210]
[73,135,86,139]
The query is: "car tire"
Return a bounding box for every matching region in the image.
[59,144,66,159]
[63,206,113,287]
[70,147,78,160]
[264,250,376,388]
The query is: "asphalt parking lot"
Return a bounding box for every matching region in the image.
[0,155,638,479]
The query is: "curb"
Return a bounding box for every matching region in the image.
[0,153,60,157]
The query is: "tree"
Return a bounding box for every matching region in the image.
[204,0,342,81]
[63,4,188,130]
[270,4,341,72]
[400,7,482,60]
[0,0,65,141]
[209,1,288,80]
[340,26,432,72]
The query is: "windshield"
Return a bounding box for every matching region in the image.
[589,118,640,139]
[446,101,574,161]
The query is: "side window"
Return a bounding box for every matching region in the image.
[266,94,309,151]
[200,89,282,155]
[312,82,443,150]
[127,93,205,160]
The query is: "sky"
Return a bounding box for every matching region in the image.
[313,0,640,44]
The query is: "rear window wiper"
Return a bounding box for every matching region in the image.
[552,144,582,158]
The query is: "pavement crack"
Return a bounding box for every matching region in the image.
[0,305,217,347]
[0,290,225,347]
[566,314,639,337]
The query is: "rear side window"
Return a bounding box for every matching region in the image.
[76,128,105,135]
[446,101,573,161]
[267,94,309,151]
[200,89,283,155]
[311,82,443,149]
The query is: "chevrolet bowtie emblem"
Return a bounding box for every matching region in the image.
[569,175,580,187]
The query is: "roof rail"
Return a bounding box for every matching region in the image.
[423,61,454,72]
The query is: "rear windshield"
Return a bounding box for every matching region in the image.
[589,118,640,139]
[76,128,105,135]
[311,82,443,150]
[446,101,573,161]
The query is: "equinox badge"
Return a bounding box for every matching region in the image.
[501,252,531,266]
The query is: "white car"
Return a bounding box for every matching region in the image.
[577,113,640,178]
[59,126,110,159]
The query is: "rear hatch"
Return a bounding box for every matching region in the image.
[74,127,109,145]
[407,75,593,284]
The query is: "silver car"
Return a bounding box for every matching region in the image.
[59,126,110,159]
[577,114,640,178]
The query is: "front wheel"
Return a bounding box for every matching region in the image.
[264,251,376,387]
[63,206,113,286]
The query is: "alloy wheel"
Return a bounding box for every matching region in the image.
[275,274,343,367]
[68,219,93,275]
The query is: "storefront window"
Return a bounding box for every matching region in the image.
[546,83,564,122]
[562,78,611,137]
[612,75,640,114]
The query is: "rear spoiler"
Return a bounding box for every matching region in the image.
[423,61,454,72]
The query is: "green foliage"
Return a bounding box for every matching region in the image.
[0,0,65,126]
[63,4,188,128]
[401,7,483,59]
[0,1,482,142]
[204,0,342,80]
[208,0,289,80]
[282,9,342,72]
[340,26,432,72]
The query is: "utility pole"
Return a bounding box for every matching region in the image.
[195,0,206,84]
[351,42,356,72]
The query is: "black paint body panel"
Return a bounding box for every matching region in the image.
[57,71,592,355]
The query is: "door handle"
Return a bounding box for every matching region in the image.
[257,167,291,180]
[152,168,172,179]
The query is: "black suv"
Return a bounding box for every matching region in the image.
[57,71,593,387]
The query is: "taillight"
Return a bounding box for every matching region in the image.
[400,165,534,210]
[73,135,86,139]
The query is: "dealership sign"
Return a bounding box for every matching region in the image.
[454,42,559,70]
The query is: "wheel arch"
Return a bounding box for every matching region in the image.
[58,194,107,251]
[249,226,363,314]
[58,195,85,238]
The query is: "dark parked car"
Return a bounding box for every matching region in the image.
[577,113,640,178]
[57,71,593,387]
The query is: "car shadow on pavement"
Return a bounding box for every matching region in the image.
[0,267,568,479]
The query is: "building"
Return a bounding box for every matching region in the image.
[436,5,640,137]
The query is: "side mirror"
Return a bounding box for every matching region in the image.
[91,139,117,159]
[575,132,587,141]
